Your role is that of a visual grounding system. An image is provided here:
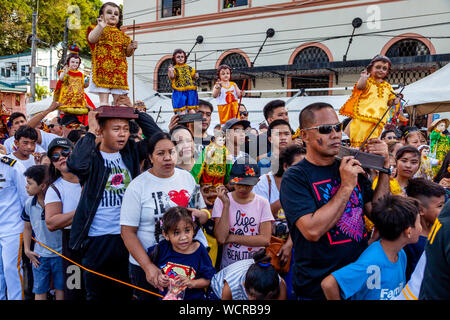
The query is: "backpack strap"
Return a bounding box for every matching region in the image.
[266,173,272,201]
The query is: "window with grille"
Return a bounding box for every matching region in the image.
[223,0,248,9]
[385,39,430,57]
[291,46,330,96]
[293,47,329,66]
[386,39,432,86]
[220,53,249,69]
[161,0,182,18]
[157,59,172,93]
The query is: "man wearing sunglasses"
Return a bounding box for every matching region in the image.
[238,104,249,121]
[66,108,161,301]
[280,102,390,300]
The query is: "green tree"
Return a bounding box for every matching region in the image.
[34,82,49,101]
[0,0,32,56]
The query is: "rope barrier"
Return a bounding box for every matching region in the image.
[31,236,164,298]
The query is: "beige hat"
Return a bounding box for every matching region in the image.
[428,118,450,132]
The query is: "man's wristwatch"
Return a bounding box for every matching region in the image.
[380,166,392,175]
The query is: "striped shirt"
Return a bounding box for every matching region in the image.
[395,252,425,300]
[210,259,254,300]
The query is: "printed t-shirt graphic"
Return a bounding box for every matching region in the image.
[312,178,366,245]
[89,151,132,236]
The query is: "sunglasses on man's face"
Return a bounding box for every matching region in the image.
[303,122,343,135]
[51,149,71,162]
[239,111,248,116]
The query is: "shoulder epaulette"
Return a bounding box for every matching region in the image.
[0,156,17,167]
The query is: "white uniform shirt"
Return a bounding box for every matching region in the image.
[0,156,29,237]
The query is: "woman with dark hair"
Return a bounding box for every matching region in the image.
[394,145,421,195]
[209,248,287,300]
[43,137,83,300]
[120,131,209,300]
[170,125,196,173]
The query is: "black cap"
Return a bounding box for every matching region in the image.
[47,138,73,156]
[229,156,260,186]
[60,114,81,126]
[222,118,251,132]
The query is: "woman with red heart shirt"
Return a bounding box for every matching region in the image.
[120,132,210,300]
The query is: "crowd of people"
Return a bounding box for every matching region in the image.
[0,95,449,301]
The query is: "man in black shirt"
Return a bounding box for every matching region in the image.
[280,102,390,300]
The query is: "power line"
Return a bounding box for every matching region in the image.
[133,20,450,58]
[131,11,450,44]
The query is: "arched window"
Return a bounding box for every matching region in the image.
[385,39,430,57]
[292,47,329,65]
[291,46,330,96]
[220,53,249,69]
[218,52,250,90]
[157,58,172,93]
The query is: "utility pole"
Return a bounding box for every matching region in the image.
[57,18,69,72]
[30,11,38,103]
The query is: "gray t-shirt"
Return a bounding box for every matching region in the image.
[21,196,62,257]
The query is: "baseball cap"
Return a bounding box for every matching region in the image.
[229,156,260,186]
[222,118,251,132]
[47,137,73,156]
[60,114,81,126]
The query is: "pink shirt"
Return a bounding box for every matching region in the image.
[212,193,274,269]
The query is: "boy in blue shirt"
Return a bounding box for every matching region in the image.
[22,165,64,300]
[321,195,422,300]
